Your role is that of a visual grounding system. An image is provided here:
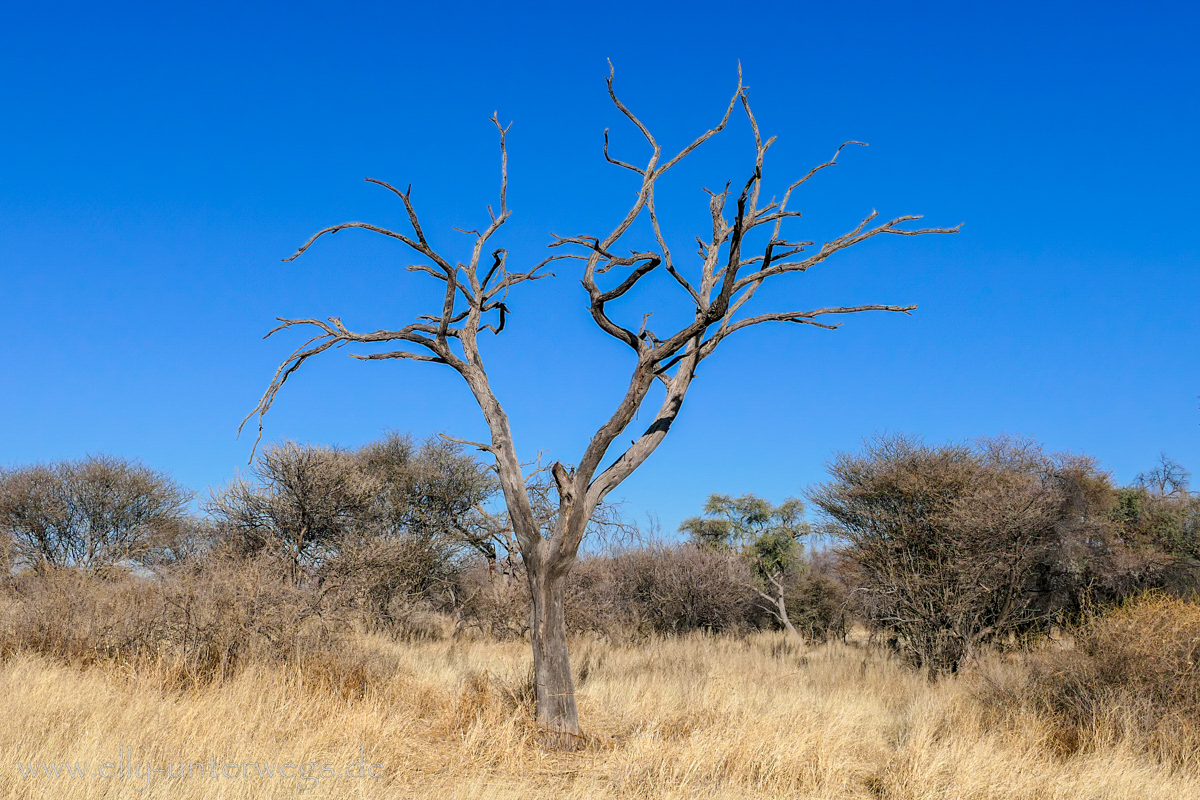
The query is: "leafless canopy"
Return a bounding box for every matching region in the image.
[242,63,958,741]
[0,455,192,572]
[244,62,956,536]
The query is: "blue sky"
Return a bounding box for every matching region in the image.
[2,1,1197,536]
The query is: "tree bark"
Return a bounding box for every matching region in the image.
[526,561,580,747]
[774,589,799,638]
[756,571,800,638]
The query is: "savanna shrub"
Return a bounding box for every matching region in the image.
[454,561,530,639]
[454,555,630,639]
[785,568,848,641]
[609,543,757,634]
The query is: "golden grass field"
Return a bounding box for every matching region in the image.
[3,628,1199,799]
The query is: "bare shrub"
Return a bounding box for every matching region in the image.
[455,561,530,639]
[454,547,752,640]
[563,556,626,637]
[156,553,336,685]
[785,565,849,641]
[318,534,461,636]
[0,455,192,572]
[609,543,757,635]
[0,553,339,689]
[0,567,166,666]
[207,434,495,634]
[206,441,377,579]
[358,432,496,549]
[983,593,1200,764]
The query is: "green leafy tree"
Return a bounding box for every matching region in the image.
[680,493,810,635]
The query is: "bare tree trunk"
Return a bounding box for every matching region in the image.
[526,562,580,747]
[756,572,800,638]
[774,589,799,638]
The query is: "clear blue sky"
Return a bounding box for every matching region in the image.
[2,1,1197,536]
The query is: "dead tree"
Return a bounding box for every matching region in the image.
[243,64,958,745]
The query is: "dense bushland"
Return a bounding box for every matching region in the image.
[1,435,1197,698]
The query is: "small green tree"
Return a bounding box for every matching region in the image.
[680,493,810,635]
[1112,453,1199,565]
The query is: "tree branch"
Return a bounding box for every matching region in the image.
[438,432,498,456]
[715,303,918,341]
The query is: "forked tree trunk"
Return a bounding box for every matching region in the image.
[526,564,580,747]
[774,589,799,638]
[758,571,800,638]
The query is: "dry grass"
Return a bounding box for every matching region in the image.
[979,592,1200,769]
[3,629,1200,799]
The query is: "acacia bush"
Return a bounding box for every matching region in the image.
[564,556,627,636]
[207,434,496,636]
[160,551,338,683]
[318,533,462,636]
[784,564,849,641]
[453,561,530,638]
[1109,455,1200,588]
[811,434,1131,674]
